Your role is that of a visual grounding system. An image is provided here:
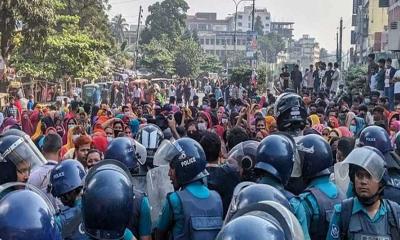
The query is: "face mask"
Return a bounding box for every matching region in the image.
[107,136,113,142]
[72,134,80,142]
[197,122,207,131]
[350,125,357,134]
[68,124,76,129]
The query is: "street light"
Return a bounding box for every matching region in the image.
[233,0,254,66]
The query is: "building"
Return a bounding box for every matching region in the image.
[367,0,388,52]
[288,35,320,70]
[226,6,272,34]
[387,0,400,51]
[186,13,229,32]
[123,25,145,48]
[271,22,294,39]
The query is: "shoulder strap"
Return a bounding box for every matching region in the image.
[385,200,400,239]
[339,198,354,240]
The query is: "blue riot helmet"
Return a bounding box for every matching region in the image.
[155,138,208,187]
[224,184,291,224]
[0,134,47,184]
[219,201,304,240]
[297,134,333,179]
[136,123,164,166]
[49,159,86,207]
[359,126,392,154]
[228,140,259,182]
[274,93,307,132]
[255,134,295,185]
[105,137,137,172]
[82,159,134,239]
[0,183,61,240]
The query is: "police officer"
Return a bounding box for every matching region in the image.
[327,146,400,240]
[274,93,308,195]
[0,134,46,188]
[136,123,164,172]
[227,140,259,182]
[49,159,86,239]
[255,133,310,239]
[0,183,62,239]
[105,137,152,240]
[155,137,223,240]
[81,160,136,239]
[297,134,344,240]
[218,201,304,240]
[358,125,400,203]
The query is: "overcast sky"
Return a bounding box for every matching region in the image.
[109,0,353,53]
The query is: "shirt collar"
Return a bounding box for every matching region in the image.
[352,198,388,221]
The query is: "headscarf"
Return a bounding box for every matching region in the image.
[337,126,354,137]
[345,112,356,128]
[21,110,34,136]
[259,96,266,108]
[353,117,366,136]
[0,117,19,133]
[92,135,109,153]
[198,111,212,129]
[328,116,339,129]
[309,114,320,126]
[265,116,276,131]
[0,112,4,127]
[312,124,325,135]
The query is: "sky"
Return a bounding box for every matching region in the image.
[108,0,353,53]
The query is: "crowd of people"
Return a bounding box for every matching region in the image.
[0,63,400,240]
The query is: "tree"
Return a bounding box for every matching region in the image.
[319,48,329,62]
[174,38,202,77]
[141,0,189,44]
[141,36,175,77]
[0,0,57,62]
[254,16,264,36]
[230,66,253,87]
[257,32,286,63]
[111,14,129,44]
[200,54,223,73]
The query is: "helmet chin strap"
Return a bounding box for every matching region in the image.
[355,186,384,207]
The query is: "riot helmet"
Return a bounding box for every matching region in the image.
[220,201,304,240]
[136,124,164,166]
[297,134,333,179]
[0,183,61,240]
[228,140,259,181]
[359,126,392,154]
[154,138,208,187]
[49,159,86,206]
[274,93,307,132]
[339,146,387,206]
[225,184,290,224]
[132,139,147,166]
[105,137,137,172]
[0,135,47,184]
[82,160,134,239]
[255,134,295,185]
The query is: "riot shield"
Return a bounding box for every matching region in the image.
[146,165,174,227]
[132,174,147,193]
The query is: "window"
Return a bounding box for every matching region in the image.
[248,16,251,21]
[238,15,243,19]
[248,23,251,28]
[216,39,221,45]
[265,24,270,27]
[210,39,215,45]
[227,39,231,45]
[200,39,204,44]
[238,22,242,27]
[206,39,210,45]
[266,16,270,21]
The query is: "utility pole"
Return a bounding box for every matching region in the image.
[336,31,339,63]
[339,17,343,67]
[251,0,255,31]
[134,5,143,72]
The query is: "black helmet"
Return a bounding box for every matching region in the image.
[228,140,259,181]
[82,160,134,239]
[297,134,333,178]
[255,134,295,185]
[0,135,46,184]
[155,138,208,187]
[105,137,137,172]
[274,93,307,131]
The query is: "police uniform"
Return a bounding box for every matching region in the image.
[128,190,152,238]
[327,198,400,240]
[157,181,223,239]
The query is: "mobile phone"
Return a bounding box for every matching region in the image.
[222,118,228,124]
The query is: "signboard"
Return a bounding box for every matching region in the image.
[246,31,258,60]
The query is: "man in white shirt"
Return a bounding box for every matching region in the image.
[330,62,341,96]
[28,133,63,208]
[133,85,142,105]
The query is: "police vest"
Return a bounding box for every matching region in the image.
[339,198,400,240]
[383,169,400,205]
[305,187,345,240]
[171,188,223,240]
[58,205,86,240]
[127,189,145,239]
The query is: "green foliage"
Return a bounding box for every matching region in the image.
[174,38,202,77]
[141,0,189,44]
[254,16,264,36]
[230,66,253,86]
[111,14,129,44]
[141,37,175,77]
[257,33,286,63]
[200,54,223,73]
[345,65,368,95]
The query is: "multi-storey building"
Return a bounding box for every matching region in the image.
[288,35,320,70]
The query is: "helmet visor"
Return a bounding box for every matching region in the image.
[153,140,181,166]
[339,147,386,182]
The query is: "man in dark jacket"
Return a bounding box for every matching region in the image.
[291,65,303,94]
